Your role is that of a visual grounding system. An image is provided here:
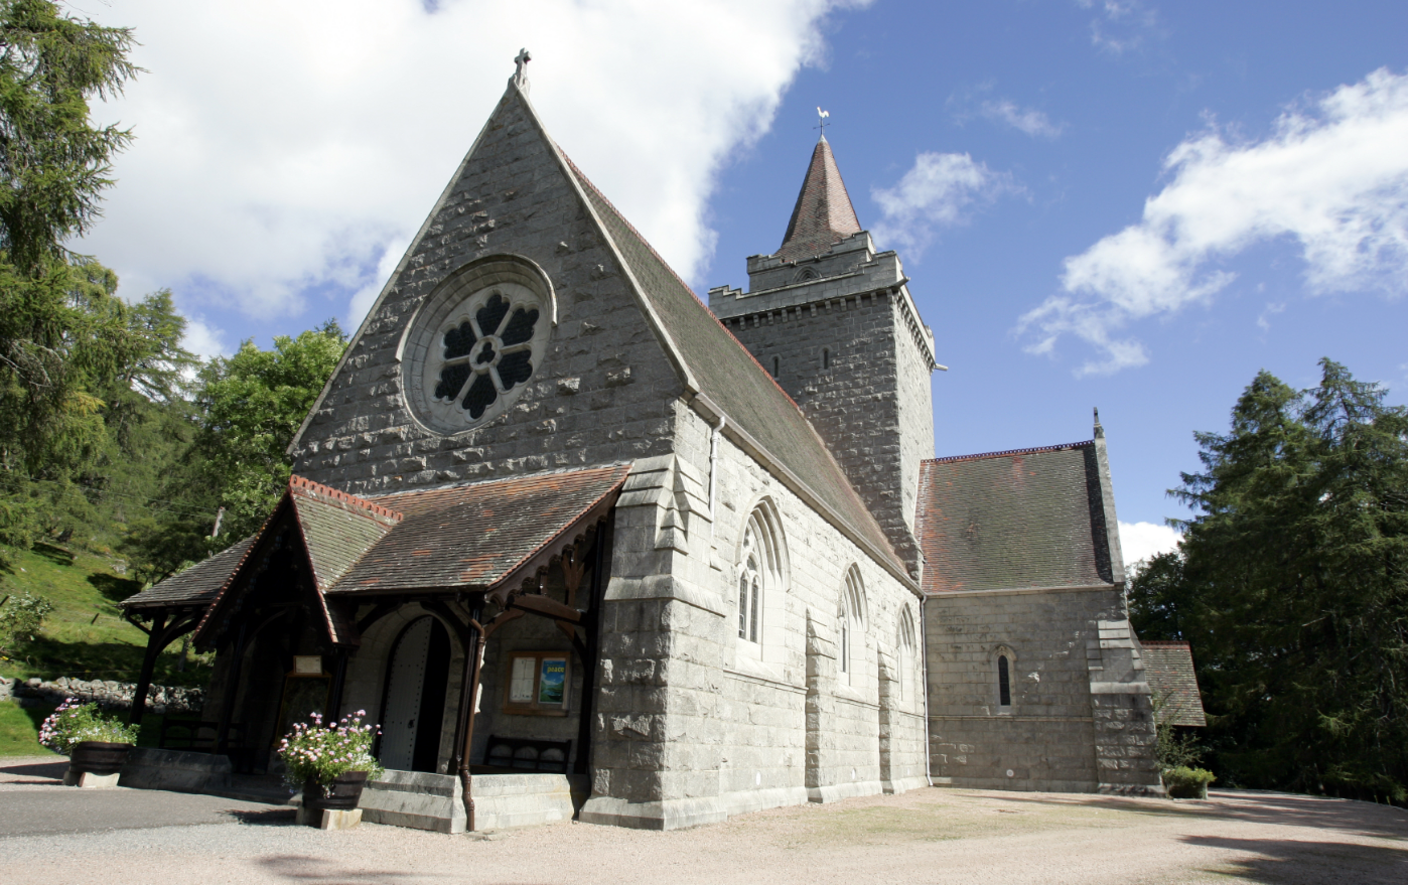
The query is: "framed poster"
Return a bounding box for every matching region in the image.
[502,651,570,715]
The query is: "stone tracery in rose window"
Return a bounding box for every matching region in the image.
[433,291,541,420]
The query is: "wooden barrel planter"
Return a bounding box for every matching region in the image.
[68,741,133,777]
[302,770,370,820]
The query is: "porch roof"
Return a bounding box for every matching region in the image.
[120,536,257,611]
[123,463,629,624]
[334,463,629,598]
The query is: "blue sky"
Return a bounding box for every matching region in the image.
[80,1,1408,562]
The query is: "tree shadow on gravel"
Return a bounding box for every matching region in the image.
[226,808,297,826]
[256,855,431,883]
[993,790,1408,842]
[1186,834,1408,884]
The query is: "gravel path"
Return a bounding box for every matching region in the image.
[2,756,1404,884]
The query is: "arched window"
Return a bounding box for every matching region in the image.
[839,566,866,686]
[772,356,780,378]
[991,644,1018,712]
[737,504,786,662]
[896,606,917,702]
[822,347,830,369]
[738,525,762,644]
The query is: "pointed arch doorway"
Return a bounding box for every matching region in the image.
[379,616,452,773]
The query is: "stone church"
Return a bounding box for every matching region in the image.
[121,58,1166,832]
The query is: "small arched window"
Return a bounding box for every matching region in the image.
[738,525,762,644]
[822,347,830,370]
[772,356,780,378]
[998,655,1012,708]
[897,606,917,702]
[839,566,866,686]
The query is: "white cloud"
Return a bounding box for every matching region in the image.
[1118,520,1180,569]
[1021,68,1408,376]
[1075,0,1160,55]
[78,1,866,338]
[180,315,229,363]
[980,100,1064,138]
[871,152,1016,256]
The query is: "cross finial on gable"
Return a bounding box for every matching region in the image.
[513,48,532,89]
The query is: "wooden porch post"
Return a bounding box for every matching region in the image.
[127,611,168,726]
[328,647,350,720]
[215,620,249,755]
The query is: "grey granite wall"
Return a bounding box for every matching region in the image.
[718,292,927,572]
[924,586,1163,793]
[290,86,681,494]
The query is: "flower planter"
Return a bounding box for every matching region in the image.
[302,770,370,819]
[68,741,133,777]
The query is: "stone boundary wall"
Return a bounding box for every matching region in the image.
[2,675,203,715]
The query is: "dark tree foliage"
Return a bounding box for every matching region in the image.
[1130,359,1408,804]
[0,0,136,273]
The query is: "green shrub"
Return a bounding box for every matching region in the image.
[1164,766,1217,799]
[0,591,54,655]
[38,699,139,753]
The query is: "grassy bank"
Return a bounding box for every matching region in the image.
[1,543,212,688]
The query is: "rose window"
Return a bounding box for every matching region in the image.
[402,260,554,434]
[433,291,540,419]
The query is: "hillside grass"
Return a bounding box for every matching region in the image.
[1,543,212,688]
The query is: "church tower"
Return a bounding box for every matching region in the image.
[709,135,939,575]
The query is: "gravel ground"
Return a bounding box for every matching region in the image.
[2,756,1405,884]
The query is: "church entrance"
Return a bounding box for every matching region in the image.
[379,616,452,772]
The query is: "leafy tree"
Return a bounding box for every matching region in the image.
[1131,359,1408,805]
[0,0,137,273]
[0,1,139,560]
[187,323,347,542]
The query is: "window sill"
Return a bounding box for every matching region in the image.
[727,653,787,686]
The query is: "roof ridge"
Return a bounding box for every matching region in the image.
[289,474,403,522]
[924,440,1094,465]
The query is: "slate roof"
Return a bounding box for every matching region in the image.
[776,136,862,263]
[1141,640,1208,727]
[330,463,629,595]
[120,535,258,611]
[916,442,1116,593]
[289,476,402,591]
[562,155,904,577]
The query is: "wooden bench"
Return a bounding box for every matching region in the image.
[158,719,243,753]
[482,736,572,773]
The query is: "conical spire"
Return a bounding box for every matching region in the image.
[776,136,862,263]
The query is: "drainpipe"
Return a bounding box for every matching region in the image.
[456,599,486,832]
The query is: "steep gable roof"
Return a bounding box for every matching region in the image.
[917,442,1117,593]
[561,154,905,580]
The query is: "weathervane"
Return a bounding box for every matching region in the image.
[513,48,532,90]
[815,107,830,138]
